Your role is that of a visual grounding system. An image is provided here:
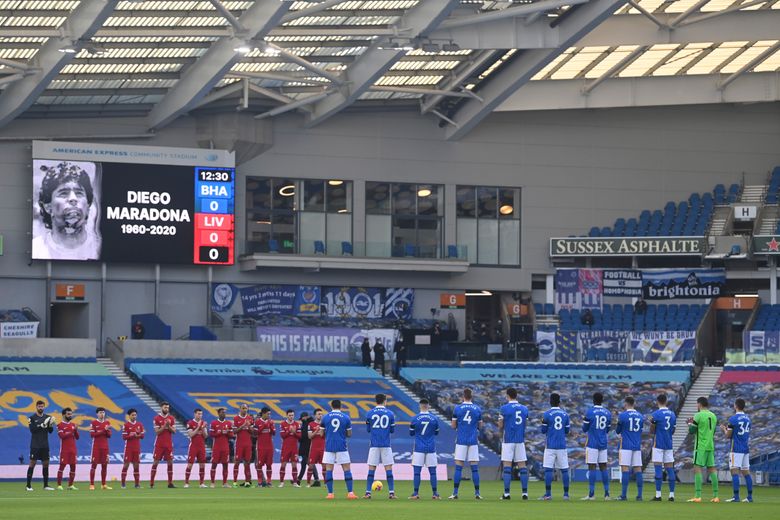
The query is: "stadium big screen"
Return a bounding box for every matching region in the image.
[31,140,235,264]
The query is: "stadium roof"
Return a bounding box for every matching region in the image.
[0,0,777,139]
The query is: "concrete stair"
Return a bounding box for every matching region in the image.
[757,206,779,235]
[707,206,732,236]
[643,366,723,480]
[97,357,187,432]
[739,185,765,204]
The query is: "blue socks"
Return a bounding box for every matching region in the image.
[636,472,643,498]
[386,470,394,494]
[453,465,462,495]
[655,465,663,492]
[621,471,629,498]
[503,466,512,494]
[413,466,421,495]
[429,467,438,495]
[732,474,740,499]
[668,468,676,493]
[544,468,553,496]
[325,470,333,493]
[602,468,610,496]
[519,467,528,494]
[562,469,570,495]
[745,474,753,498]
[470,465,480,494]
[366,469,375,494]
[588,469,597,497]
[344,470,353,493]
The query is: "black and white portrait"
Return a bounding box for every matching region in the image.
[32,160,102,261]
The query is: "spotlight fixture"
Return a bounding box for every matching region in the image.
[499,204,514,215]
[57,41,78,54]
[233,42,252,54]
[421,42,440,53]
[417,188,432,197]
[442,41,461,52]
[278,184,295,197]
[328,180,344,186]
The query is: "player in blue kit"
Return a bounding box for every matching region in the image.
[321,399,357,500]
[649,393,677,501]
[449,388,483,500]
[721,398,753,503]
[616,396,644,501]
[409,398,440,500]
[364,393,396,499]
[498,387,529,500]
[581,392,611,500]
[540,392,570,500]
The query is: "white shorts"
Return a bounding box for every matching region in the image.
[454,444,479,462]
[411,452,438,467]
[729,453,749,470]
[501,442,527,463]
[652,448,674,464]
[543,448,569,470]
[367,447,394,466]
[585,448,608,465]
[619,449,642,467]
[323,451,350,465]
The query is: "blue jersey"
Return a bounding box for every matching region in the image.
[727,412,751,454]
[541,407,570,450]
[409,412,439,453]
[322,410,352,453]
[650,407,676,450]
[616,409,644,451]
[365,406,395,448]
[500,401,528,443]
[453,402,482,446]
[582,405,611,450]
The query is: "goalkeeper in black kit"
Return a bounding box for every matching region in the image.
[27,400,56,491]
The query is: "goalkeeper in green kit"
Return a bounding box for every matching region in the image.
[686,397,719,503]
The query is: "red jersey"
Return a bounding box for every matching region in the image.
[57,421,79,453]
[122,421,145,451]
[153,414,175,448]
[209,419,233,451]
[308,420,325,452]
[186,419,208,451]
[234,414,253,446]
[280,420,301,451]
[89,419,112,449]
[254,417,275,449]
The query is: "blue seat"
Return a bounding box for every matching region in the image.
[447,245,458,258]
[341,241,353,256]
[589,226,601,237]
[314,240,326,255]
[545,303,555,315]
[404,244,417,257]
[268,239,279,253]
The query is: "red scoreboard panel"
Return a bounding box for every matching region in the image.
[193,168,235,264]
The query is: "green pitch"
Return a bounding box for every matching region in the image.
[1,481,778,520]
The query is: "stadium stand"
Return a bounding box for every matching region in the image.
[750,304,780,331]
[674,366,780,481]
[586,186,726,238]
[402,364,691,474]
[127,362,499,466]
[557,304,707,332]
[0,362,159,465]
[764,167,780,205]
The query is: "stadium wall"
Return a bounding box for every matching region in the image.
[0,104,779,340]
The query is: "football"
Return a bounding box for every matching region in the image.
[371,481,383,492]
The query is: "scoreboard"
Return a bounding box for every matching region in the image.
[32,141,235,265]
[194,168,235,264]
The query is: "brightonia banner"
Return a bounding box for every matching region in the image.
[549,237,707,257]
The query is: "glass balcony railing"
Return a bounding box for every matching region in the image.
[240,240,468,261]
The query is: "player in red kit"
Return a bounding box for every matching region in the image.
[89,407,112,490]
[151,402,176,488]
[279,409,302,487]
[121,408,144,489]
[210,407,233,488]
[56,407,79,490]
[307,408,326,487]
[255,407,275,487]
[184,408,208,488]
[232,403,253,487]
